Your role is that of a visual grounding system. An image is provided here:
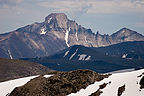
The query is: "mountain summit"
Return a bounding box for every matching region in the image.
[111,28,144,42]
[45,13,68,29]
[0,13,144,58]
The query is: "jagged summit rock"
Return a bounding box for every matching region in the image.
[45,13,68,28]
[0,13,144,59]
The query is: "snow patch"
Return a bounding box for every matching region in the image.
[85,36,88,43]
[65,27,71,47]
[69,48,78,60]
[40,27,47,35]
[48,17,52,23]
[121,30,126,33]
[85,56,91,60]
[57,63,60,66]
[75,31,78,41]
[43,75,53,78]
[122,54,128,58]
[8,50,13,59]
[78,54,87,60]
[78,54,91,60]
[63,50,69,57]
[0,75,39,96]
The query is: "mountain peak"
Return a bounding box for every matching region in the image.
[45,13,68,29]
[112,27,137,36]
[120,27,132,32]
[111,27,144,41]
[45,13,67,20]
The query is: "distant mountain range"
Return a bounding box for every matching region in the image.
[1,13,144,96]
[24,41,144,73]
[0,13,144,59]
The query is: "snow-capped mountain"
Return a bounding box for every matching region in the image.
[0,13,144,59]
[1,69,143,96]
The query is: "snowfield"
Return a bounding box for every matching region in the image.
[0,75,52,96]
[0,75,39,96]
[0,69,144,96]
[68,69,144,96]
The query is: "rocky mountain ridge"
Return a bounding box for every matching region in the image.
[24,41,144,73]
[0,13,144,58]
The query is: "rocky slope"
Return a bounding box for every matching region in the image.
[9,70,109,96]
[0,13,144,58]
[68,69,144,96]
[1,69,143,96]
[0,58,53,82]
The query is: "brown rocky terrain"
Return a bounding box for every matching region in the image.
[0,58,53,82]
[9,70,110,96]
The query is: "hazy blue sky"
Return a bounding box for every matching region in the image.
[0,0,144,35]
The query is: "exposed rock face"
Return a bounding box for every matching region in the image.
[117,85,125,96]
[9,70,110,96]
[140,76,144,89]
[0,13,144,58]
[111,28,144,43]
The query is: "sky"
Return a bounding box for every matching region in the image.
[0,0,144,35]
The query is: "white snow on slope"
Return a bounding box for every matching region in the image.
[69,48,78,60]
[122,54,128,58]
[75,31,78,41]
[78,54,91,60]
[85,36,88,43]
[43,75,53,78]
[8,50,13,59]
[40,27,47,35]
[78,54,87,60]
[85,56,91,60]
[63,50,69,57]
[48,17,52,23]
[65,27,71,47]
[122,30,126,33]
[0,75,39,96]
[68,69,144,96]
